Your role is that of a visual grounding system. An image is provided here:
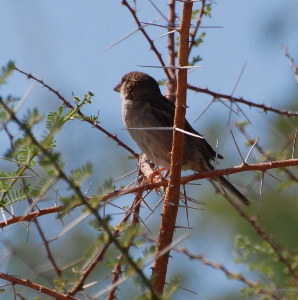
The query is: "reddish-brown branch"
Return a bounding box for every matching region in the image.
[24,192,62,278]
[0,272,79,300]
[107,253,123,300]
[188,85,298,117]
[121,0,172,82]
[107,189,142,300]
[166,0,177,102]
[211,181,298,282]
[282,45,298,87]
[220,186,298,284]
[188,0,206,55]
[2,158,298,229]
[0,206,61,228]
[237,125,298,183]
[182,158,298,183]
[152,1,193,296]
[69,239,115,296]
[33,217,62,277]
[70,171,143,297]
[175,249,282,300]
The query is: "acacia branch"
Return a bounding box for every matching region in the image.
[175,249,282,300]
[14,67,138,157]
[70,172,143,297]
[282,45,298,87]
[237,124,298,183]
[2,158,298,229]
[22,190,62,278]
[121,0,171,82]
[152,1,193,295]
[188,85,298,117]
[182,158,298,183]
[33,215,62,277]
[69,239,114,296]
[0,272,79,300]
[166,0,177,101]
[211,181,298,281]
[0,206,61,229]
[188,0,206,55]
[107,188,142,300]
[0,99,159,300]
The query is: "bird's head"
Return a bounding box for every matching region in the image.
[114,71,161,101]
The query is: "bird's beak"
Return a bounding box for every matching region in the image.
[113,83,121,92]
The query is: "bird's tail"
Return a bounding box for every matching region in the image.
[217,176,250,206]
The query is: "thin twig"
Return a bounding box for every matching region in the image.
[14,67,138,157]
[175,249,282,300]
[105,20,158,51]
[166,0,177,102]
[188,85,298,117]
[292,128,298,159]
[188,0,206,55]
[0,272,79,300]
[282,45,298,87]
[237,125,298,182]
[258,172,265,216]
[227,63,251,130]
[121,0,172,82]
[230,130,246,164]
[244,138,258,163]
[211,182,298,282]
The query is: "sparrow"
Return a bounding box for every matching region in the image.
[114,71,250,205]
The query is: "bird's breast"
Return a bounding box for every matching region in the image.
[122,99,154,129]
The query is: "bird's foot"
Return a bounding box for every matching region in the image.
[147,168,167,193]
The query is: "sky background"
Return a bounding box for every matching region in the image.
[1,1,298,299]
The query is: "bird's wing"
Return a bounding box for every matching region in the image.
[147,94,176,127]
[148,95,223,161]
[184,119,223,161]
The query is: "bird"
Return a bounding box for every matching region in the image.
[114,71,250,205]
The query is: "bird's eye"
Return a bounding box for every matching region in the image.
[121,76,127,84]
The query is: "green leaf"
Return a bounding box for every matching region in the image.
[54,277,70,293]
[59,195,82,216]
[30,175,57,198]
[0,61,15,85]
[23,108,44,128]
[1,186,30,207]
[71,162,93,187]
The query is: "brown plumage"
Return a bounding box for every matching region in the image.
[114,71,250,205]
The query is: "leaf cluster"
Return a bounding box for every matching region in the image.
[235,235,298,299]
